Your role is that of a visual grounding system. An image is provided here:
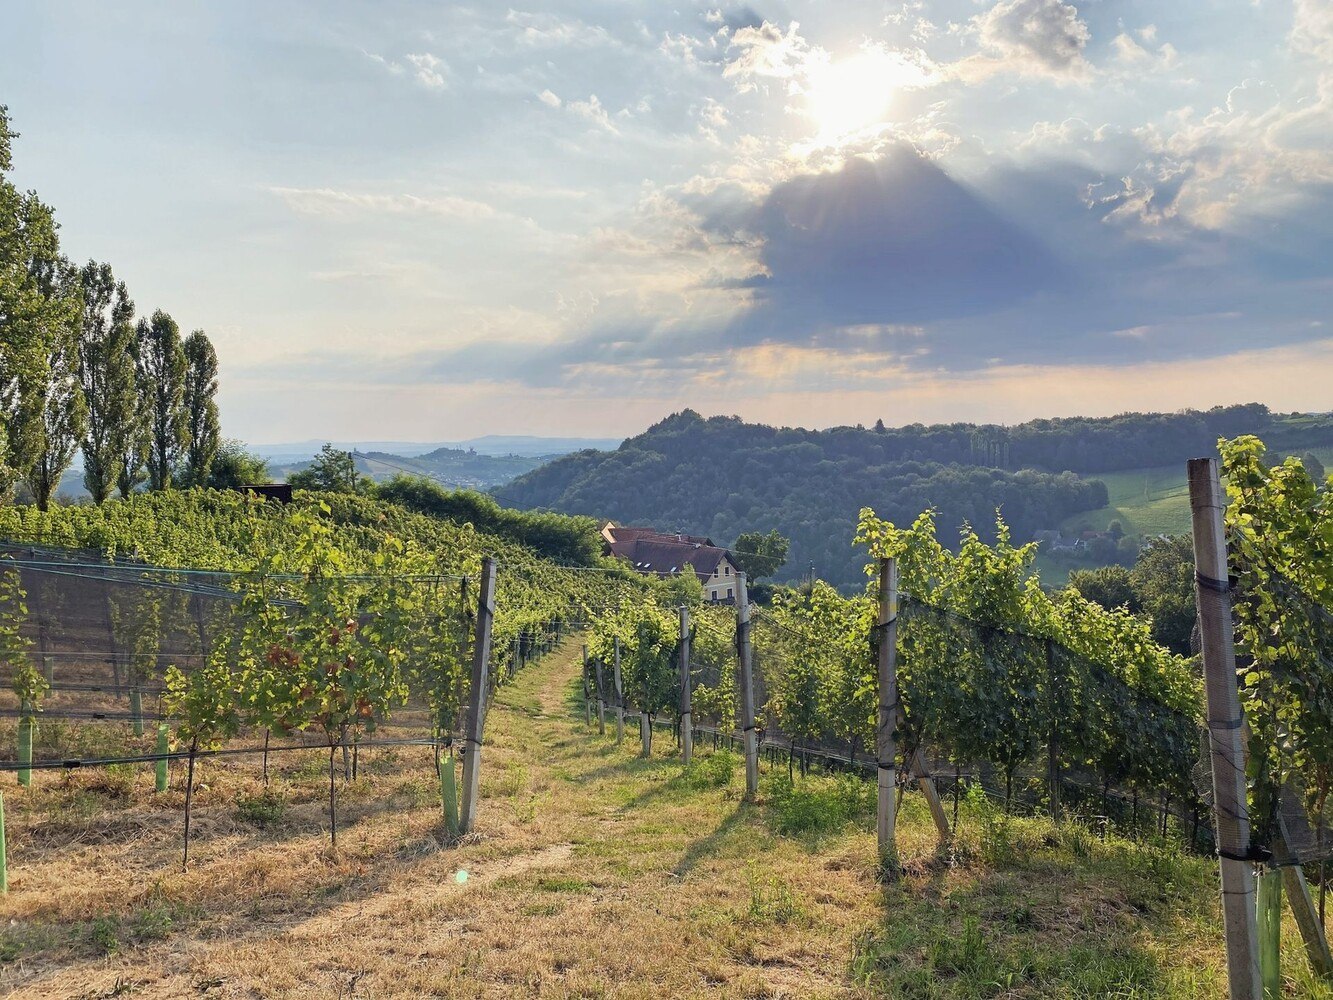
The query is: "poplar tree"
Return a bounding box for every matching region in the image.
[77,261,139,503]
[0,106,79,502]
[23,255,85,510]
[136,309,187,491]
[180,329,220,487]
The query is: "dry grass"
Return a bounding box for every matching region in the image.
[0,642,1330,998]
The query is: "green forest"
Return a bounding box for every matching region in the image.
[502,406,1333,589]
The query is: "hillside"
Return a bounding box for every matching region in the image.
[504,407,1333,589]
[501,411,1109,589]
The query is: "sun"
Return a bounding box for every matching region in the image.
[802,46,932,141]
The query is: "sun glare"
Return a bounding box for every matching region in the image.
[802,46,931,141]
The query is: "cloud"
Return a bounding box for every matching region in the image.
[728,148,1064,337]
[1110,30,1178,72]
[566,94,620,133]
[724,20,812,84]
[504,10,617,49]
[404,52,447,89]
[1292,0,1333,61]
[537,89,562,108]
[270,187,499,220]
[958,0,1092,81]
[365,50,449,90]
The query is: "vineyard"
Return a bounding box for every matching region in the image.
[0,436,1329,997]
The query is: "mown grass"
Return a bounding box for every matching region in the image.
[2,643,1332,997]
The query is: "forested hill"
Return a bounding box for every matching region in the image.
[500,405,1331,590]
[501,411,1105,588]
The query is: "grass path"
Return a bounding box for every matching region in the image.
[3,640,1331,997]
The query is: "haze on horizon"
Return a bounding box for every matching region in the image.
[3,0,1331,443]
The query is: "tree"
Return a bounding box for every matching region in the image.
[207,438,269,489]
[136,309,187,490]
[288,443,371,494]
[22,255,85,510]
[0,107,80,503]
[1302,452,1326,484]
[1127,534,1196,656]
[77,261,140,504]
[1067,564,1138,612]
[733,529,789,580]
[179,329,220,487]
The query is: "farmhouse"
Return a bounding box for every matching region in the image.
[601,522,742,604]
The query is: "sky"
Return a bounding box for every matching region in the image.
[2,0,1331,443]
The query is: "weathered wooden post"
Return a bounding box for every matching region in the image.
[582,644,591,726]
[1046,638,1061,818]
[1188,457,1261,1000]
[613,636,624,746]
[459,557,496,835]
[876,557,899,876]
[1274,814,1333,979]
[595,654,606,735]
[679,605,693,765]
[737,573,758,798]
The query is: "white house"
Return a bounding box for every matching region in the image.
[601,522,742,603]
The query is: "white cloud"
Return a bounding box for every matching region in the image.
[724,21,813,84]
[404,52,447,89]
[538,89,562,108]
[1291,0,1333,61]
[366,50,449,90]
[504,10,616,48]
[958,0,1092,81]
[1111,31,1178,72]
[270,187,499,220]
[566,94,620,134]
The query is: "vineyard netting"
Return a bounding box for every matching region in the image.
[0,540,589,861]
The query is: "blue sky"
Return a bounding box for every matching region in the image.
[3,0,1330,442]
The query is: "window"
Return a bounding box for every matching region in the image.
[727,587,733,599]
[725,565,731,576]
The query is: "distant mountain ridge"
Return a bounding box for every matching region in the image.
[251,435,621,463]
[501,404,1332,589]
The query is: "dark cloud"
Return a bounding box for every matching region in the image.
[731,148,1065,336]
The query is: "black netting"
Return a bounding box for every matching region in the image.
[0,544,475,770]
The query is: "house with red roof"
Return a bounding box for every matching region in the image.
[601,522,742,604]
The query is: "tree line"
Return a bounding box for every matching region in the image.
[0,106,242,510]
[502,409,1111,589]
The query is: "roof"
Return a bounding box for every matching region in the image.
[602,522,715,547]
[604,531,734,581]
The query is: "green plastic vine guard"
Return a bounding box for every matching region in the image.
[130,688,144,737]
[155,723,169,793]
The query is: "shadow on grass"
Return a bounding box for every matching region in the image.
[673,802,752,877]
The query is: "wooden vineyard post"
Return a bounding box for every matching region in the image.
[1046,639,1061,819]
[905,740,950,845]
[613,636,624,746]
[1188,457,1261,1000]
[876,557,899,877]
[0,790,6,894]
[582,645,592,726]
[459,557,496,835]
[1258,869,1282,999]
[595,655,606,735]
[736,573,758,798]
[1274,814,1333,980]
[679,605,693,765]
